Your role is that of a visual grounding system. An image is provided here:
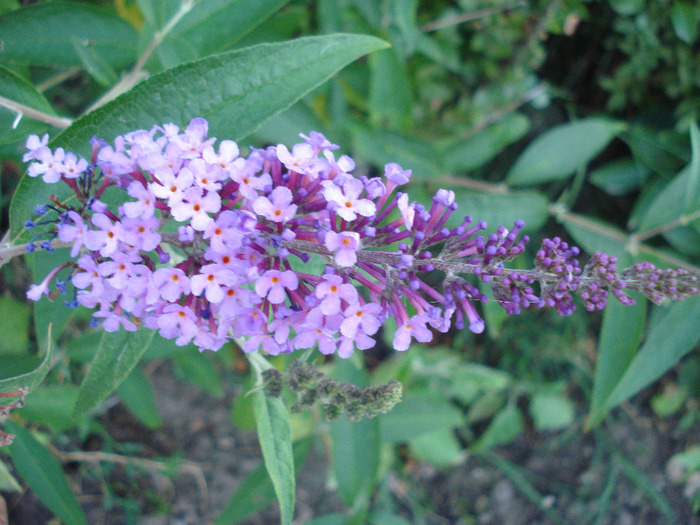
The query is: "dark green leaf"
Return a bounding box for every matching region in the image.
[0,295,30,353]
[329,358,380,509]
[684,121,700,212]
[368,47,413,129]
[20,384,81,433]
[214,439,310,525]
[10,34,388,242]
[71,36,118,87]
[174,350,224,397]
[0,324,53,394]
[507,118,625,185]
[589,159,649,196]
[72,329,156,421]
[587,297,647,429]
[5,421,88,525]
[529,391,575,431]
[0,1,137,68]
[409,428,463,466]
[600,296,700,416]
[561,214,630,261]
[637,165,694,234]
[249,353,295,525]
[163,0,291,64]
[442,113,530,173]
[117,366,162,430]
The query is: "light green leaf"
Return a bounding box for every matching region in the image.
[381,392,462,443]
[0,295,30,354]
[248,353,295,525]
[0,459,22,492]
[448,189,549,232]
[410,428,463,467]
[587,298,647,429]
[442,113,530,173]
[10,34,389,242]
[0,324,53,394]
[215,439,310,525]
[599,296,700,417]
[117,367,162,430]
[589,159,649,196]
[0,64,57,145]
[72,329,156,421]
[5,421,88,525]
[529,391,575,431]
[507,118,625,185]
[0,1,137,68]
[471,405,524,452]
[329,358,380,509]
[671,2,700,44]
[561,214,630,261]
[685,121,700,212]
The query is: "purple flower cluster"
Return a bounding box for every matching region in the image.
[23,119,699,356]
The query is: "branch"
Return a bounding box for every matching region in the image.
[0,95,72,130]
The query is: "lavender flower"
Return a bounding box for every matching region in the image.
[22,120,700,356]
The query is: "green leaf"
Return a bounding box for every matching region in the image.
[409,428,463,467]
[610,0,645,15]
[636,164,695,234]
[72,329,156,421]
[449,189,549,232]
[597,296,700,419]
[5,421,88,525]
[71,35,118,87]
[0,324,53,394]
[442,113,530,173]
[0,295,30,354]
[529,391,575,431]
[10,34,388,241]
[349,124,442,178]
[561,214,630,261]
[507,118,625,185]
[0,64,57,145]
[587,298,647,429]
[470,405,524,452]
[162,0,291,64]
[381,392,462,443]
[589,159,649,196]
[0,459,22,492]
[671,2,700,44]
[685,121,700,213]
[0,1,137,68]
[174,350,224,397]
[20,384,81,433]
[215,439,311,525]
[329,358,381,509]
[117,367,162,430]
[368,47,413,129]
[248,353,295,525]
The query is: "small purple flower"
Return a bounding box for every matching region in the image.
[255,270,299,304]
[393,315,433,351]
[325,231,361,267]
[322,178,375,221]
[191,264,237,304]
[253,186,297,223]
[340,302,382,338]
[315,274,359,315]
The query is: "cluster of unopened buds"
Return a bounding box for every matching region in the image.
[22,118,699,356]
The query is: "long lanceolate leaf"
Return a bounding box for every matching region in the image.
[5,421,88,525]
[248,353,295,525]
[72,329,155,421]
[10,33,388,243]
[0,325,53,394]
